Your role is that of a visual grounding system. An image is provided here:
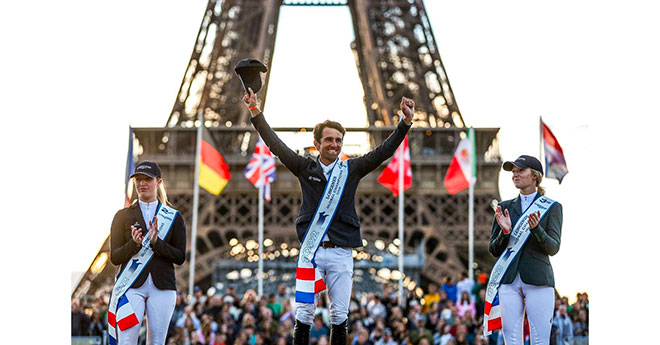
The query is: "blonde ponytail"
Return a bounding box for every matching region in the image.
[157,179,169,205]
[531,170,545,196]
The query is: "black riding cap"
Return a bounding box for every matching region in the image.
[234,58,268,93]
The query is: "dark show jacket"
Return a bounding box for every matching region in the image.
[250,113,412,248]
[110,202,186,290]
[489,193,562,287]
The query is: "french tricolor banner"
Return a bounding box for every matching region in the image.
[484,292,502,332]
[108,294,139,345]
[295,159,348,304]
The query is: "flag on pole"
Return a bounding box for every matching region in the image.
[124,127,135,207]
[199,127,231,195]
[444,128,476,195]
[244,137,276,201]
[540,119,568,183]
[377,135,412,196]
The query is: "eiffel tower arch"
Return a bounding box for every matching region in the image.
[73,0,502,299]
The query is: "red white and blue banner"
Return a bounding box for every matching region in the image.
[295,159,348,303]
[244,137,276,201]
[541,119,568,183]
[483,196,556,337]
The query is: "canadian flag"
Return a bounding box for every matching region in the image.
[444,128,476,195]
[378,136,412,196]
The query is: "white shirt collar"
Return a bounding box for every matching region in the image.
[319,158,339,179]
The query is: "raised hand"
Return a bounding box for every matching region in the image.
[400,97,415,125]
[131,225,144,245]
[148,216,159,245]
[528,211,541,230]
[495,205,512,234]
[242,88,260,116]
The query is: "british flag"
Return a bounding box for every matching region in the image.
[243,137,276,201]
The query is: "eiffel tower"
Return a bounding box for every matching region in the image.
[73,0,502,299]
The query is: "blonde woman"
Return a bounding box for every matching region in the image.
[488,155,562,345]
[109,161,186,345]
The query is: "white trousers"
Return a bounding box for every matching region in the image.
[499,273,554,345]
[296,246,353,325]
[118,274,177,345]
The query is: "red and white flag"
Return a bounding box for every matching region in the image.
[378,136,412,196]
[444,128,476,195]
[244,137,276,201]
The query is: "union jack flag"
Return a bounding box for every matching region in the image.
[244,137,276,201]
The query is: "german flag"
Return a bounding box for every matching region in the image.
[199,127,231,195]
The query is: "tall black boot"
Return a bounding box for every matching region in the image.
[329,320,348,345]
[294,319,311,345]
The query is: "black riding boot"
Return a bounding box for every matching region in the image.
[294,319,311,345]
[329,320,348,345]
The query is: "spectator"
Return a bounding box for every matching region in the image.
[423,283,441,313]
[455,273,474,304]
[552,305,573,345]
[474,288,486,320]
[573,308,589,336]
[88,310,105,337]
[470,273,487,303]
[375,328,397,345]
[355,327,374,345]
[367,295,387,321]
[176,305,201,329]
[455,292,476,319]
[410,314,433,345]
[441,277,458,303]
[71,299,89,336]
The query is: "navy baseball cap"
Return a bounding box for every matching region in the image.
[234,58,267,93]
[130,161,162,178]
[503,155,543,175]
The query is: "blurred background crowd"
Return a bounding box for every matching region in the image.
[72,272,588,345]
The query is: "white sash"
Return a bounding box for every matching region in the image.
[483,195,556,336]
[107,203,178,344]
[295,159,349,303]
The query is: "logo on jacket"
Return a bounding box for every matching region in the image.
[308,176,322,182]
[315,212,329,226]
[128,259,142,273]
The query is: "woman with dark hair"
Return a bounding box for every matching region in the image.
[456,291,475,319]
[485,155,562,345]
[108,161,187,345]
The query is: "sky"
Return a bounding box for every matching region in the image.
[2,0,659,343]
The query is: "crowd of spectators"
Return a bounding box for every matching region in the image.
[72,272,588,345]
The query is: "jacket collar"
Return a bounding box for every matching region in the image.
[510,192,542,227]
[313,156,328,183]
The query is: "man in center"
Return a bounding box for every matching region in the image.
[242,88,414,345]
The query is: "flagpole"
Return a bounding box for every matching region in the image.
[189,113,203,297]
[468,178,474,282]
[398,141,404,307]
[468,128,475,282]
[539,116,543,163]
[257,140,264,297]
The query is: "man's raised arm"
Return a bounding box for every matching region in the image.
[242,88,304,175]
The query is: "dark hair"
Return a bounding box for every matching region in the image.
[313,120,346,143]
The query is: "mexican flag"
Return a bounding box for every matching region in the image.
[444,128,476,195]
